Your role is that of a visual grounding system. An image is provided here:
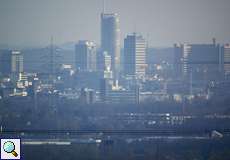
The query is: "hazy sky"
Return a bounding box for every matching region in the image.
[0,0,230,47]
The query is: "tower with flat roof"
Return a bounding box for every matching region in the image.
[101,12,120,76]
[124,33,147,78]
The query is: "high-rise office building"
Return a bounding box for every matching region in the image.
[175,41,221,82]
[97,51,112,72]
[101,13,120,74]
[102,51,111,70]
[11,51,23,73]
[173,44,183,78]
[75,40,97,72]
[0,50,12,75]
[222,44,230,77]
[124,33,147,77]
[0,50,23,75]
[182,44,192,78]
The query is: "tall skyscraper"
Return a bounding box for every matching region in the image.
[173,44,183,78]
[75,40,97,72]
[222,44,230,77]
[182,44,192,78]
[124,33,147,77]
[0,50,23,75]
[0,50,12,75]
[101,13,120,75]
[11,51,23,73]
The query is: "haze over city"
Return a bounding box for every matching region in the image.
[1,0,230,159]
[0,0,230,47]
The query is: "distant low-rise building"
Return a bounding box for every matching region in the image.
[80,88,96,104]
[100,78,139,104]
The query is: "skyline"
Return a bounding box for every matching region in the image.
[0,0,230,48]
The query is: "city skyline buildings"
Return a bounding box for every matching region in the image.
[0,0,230,48]
[173,40,223,82]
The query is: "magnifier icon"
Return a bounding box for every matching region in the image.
[3,141,18,157]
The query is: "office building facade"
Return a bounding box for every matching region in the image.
[101,13,120,74]
[173,44,183,78]
[0,50,23,75]
[222,44,230,77]
[100,78,139,104]
[97,51,112,72]
[11,51,23,73]
[174,41,221,82]
[75,40,97,72]
[124,33,147,77]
